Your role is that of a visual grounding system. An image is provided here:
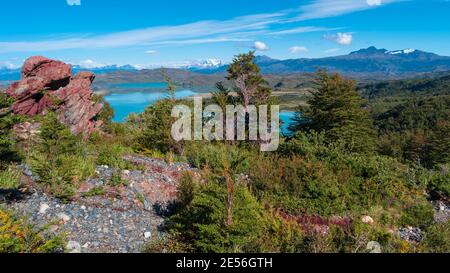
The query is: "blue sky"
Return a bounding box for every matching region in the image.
[1,0,450,68]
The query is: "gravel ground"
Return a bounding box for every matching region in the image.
[0,155,196,253]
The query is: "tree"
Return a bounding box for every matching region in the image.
[136,73,184,154]
[291,71,377,153]
[0,93,22,165]
[161,68,177,100]
[226,51,271,107]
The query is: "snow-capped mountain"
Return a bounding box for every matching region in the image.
[387,48,416,55]
[182,59,224,70]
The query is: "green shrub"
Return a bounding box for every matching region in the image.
[427,165,450,200]
[251,132,429,216]
[169,181,269,253]
[0,166,21,190]
[0,93,23,164]
[400,204,435,228]
[184,143,250,176]
[81,186,105,197]
[30,113,95,201]
[420,222,450,253]
[135,99,184,154]
[96,143,133,170]
[107,170,128,187]
[0,208,65,253]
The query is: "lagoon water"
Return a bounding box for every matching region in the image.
[104,83,198,122]
[103,82,297,135]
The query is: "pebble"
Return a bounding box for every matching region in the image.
[361,215,374,224]
[57,213,71,222]
[66,241,82,253]
[144,231,152,239]
[39,203,50,214]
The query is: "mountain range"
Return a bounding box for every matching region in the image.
[2,47,450,84]
[197,47,450,76]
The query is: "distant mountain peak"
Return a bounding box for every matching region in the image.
[255,55,277,63]
[185,59,223,69]
[350,46,388,55]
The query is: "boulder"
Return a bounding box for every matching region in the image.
[5,56,103,136]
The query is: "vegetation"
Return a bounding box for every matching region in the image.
[0,93,22,165]
[0,208,65,253]
[29,113,95,201]
[290,71,377,153]
[1,51,449,253]
[374,96,450,168]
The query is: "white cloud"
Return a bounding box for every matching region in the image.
[75,59,106,69]
[253,41,269,51]
[0,60,20,70]
[0,1,399,53]
[0,13,285,53]
[289,46,308,53]
[325,32,353,45]
[66,0,81,6]
[295,0,396,21]
[145,50,157,54]
[367,0,382,6]
[270,26,340,35]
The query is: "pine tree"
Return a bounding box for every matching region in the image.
[291,71,377,153]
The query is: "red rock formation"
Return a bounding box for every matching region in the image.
[5,56,103,135]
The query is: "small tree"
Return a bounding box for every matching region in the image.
[161,68,177,100]
[291,71,377,153]
[136,73,185,154]
[0,93,22,165]
[227,51,271,107]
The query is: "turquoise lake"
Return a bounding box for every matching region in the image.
[103,82,297,135]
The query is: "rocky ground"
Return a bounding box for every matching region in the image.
[0,155,195,253]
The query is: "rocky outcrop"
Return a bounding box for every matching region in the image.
[5,56,103,135]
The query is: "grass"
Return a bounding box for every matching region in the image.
[0,166,21,190]
[81,186,105,197]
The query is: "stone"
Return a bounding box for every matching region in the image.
[57,213,71,222]
[361,215,374,224]
[366,241,382,253]
[4,56,103,136]
[144,231,152,239]
[39,203,50,214]
[66,241,82,253]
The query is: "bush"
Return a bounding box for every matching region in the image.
[250,132,429,216]
[0,93,23,164]
[0,208,65,253]
[31,153,95,201]
[30,113,95,201]
[0,166,21,190]
[96,143,133,170]
[184,143,250,176]
[135,99,184,154]
[400,204,435,229]
[427,165,450,200]
[420,222,450,253]
[168,180,269,253]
